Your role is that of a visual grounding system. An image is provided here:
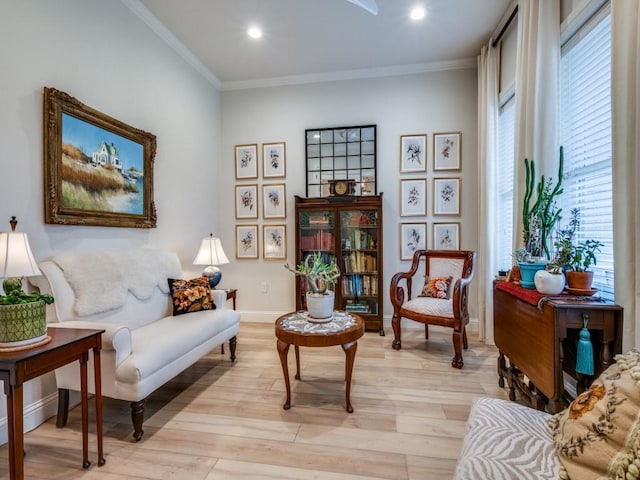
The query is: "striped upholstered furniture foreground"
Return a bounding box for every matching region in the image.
[454,397,561,479]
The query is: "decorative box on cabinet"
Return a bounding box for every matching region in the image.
[294,194,384,335]
[493,282,623,413]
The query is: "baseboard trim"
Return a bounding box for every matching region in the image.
[0,391,58,445]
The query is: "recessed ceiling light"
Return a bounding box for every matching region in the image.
[410,6,426,21]
[247,26,262,39]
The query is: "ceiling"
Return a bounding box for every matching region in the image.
[136,0,510,88]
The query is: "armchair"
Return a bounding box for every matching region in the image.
[389,249,476,368]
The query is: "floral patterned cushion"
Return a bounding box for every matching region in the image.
[548,350,640,480]
[419,276,453,299]
[168,277,215,316]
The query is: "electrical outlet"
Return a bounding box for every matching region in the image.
[261,281,268,293]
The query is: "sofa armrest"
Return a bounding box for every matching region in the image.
[48,321,132,366]
[211,289,228,310]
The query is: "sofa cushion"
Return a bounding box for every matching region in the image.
[548,351,640,480]
[455,397,560,479]
[168,277,215,316]
[420,275,453,298]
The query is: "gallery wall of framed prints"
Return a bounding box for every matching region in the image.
[234,141,288,259]
[397,130,462,258]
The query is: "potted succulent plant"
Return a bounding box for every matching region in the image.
[285,251,340,320]
[556,239,604,292]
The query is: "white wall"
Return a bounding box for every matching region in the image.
[220,70,479,324]
[0,0,221,442]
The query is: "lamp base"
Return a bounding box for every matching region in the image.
[202,265,222,289]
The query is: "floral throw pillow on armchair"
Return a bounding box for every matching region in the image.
[548,350,640,480]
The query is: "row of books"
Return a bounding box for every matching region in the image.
[300,231,334,251]
[342,274,377,296]
[344,299,378,314]
[342,251,377,273]
[343,229,376,250]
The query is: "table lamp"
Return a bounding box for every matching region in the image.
[193,234,229,288]
[0,216,48,348]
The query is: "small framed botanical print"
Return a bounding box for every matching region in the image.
[235,184,258,219]
[263,224,286,260]
[400,134,427,173]
[262,183,286,219]
[400,178,427,216]
[236,224,258,259]
[263,142,286,178]
[433,222,460,250]
[433,178,461,216]
[235,144,258,179]
[433,132,461,171]
[400,222,427,260]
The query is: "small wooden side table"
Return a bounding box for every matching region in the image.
[0,327,105,480]
[275,312,364,413]
[225,288,237,310]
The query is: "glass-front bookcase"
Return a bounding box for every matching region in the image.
[294,194,384,334]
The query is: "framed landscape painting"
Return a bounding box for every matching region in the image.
[434,223,460,250]
[400,222,427,260]
[235,144,258,180]
[43,87,156,228]
[263,142,286,178]
[400,134,427,173]
[235,184,258,219]
[263,225,286,260]
[236,224,259,259]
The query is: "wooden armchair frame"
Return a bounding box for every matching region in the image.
[389,249,476,368]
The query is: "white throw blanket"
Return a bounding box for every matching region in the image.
[52,249,182,316]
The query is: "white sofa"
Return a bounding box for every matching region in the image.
[31,248,240,441]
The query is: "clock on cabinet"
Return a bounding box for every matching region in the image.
[328,179,356,197]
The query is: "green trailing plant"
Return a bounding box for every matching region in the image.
[284,252,340,294]
[0,288,54,306]
[522,146,565,260]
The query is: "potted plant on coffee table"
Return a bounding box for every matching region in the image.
[285,251,340,321]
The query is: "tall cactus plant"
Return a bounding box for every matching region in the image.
[522,146,565,260]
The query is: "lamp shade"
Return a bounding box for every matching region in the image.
[193,236,230,266]
[0,232,41,279]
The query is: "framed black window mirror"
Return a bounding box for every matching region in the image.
[305,124,377,197]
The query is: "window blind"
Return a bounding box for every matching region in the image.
[497,96,515,271]
[559,4,613,299]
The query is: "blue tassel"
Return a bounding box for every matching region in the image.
[576,314,594,376]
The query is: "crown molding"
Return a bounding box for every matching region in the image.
[221,58,477,91]
[120,0,221,89]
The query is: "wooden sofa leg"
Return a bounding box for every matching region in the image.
[391,314,402,350]
[451,329,464,369]
[131,400,145,441]
[56,388,70,428]
[424,324,429,339]
[463,327,468,350]
[229,336,237,362]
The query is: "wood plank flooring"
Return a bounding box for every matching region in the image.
[0,322,509,479]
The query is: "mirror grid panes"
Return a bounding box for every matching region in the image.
[306,125,377,197]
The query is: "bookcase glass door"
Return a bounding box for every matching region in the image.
[339,209,379,317]
[297,209,336,309]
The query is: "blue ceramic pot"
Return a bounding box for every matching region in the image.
[518,262,547,289]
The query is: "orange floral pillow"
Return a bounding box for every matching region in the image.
[168,277,214,316]
[419,276,453,299]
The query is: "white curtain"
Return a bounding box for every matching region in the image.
[477,42,501,344]
[611,0,640,350]
[513,0,560,248]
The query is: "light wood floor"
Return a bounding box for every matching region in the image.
[0,322,509,479]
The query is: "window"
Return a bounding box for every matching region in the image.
[497,95,515,271]
[559,3,613,299]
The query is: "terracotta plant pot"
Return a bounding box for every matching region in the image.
[565,271,594,291]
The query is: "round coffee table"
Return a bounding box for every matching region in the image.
[275,311,364,413]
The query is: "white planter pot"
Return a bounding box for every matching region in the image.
[306,291,335,320]
[534,270,566,295]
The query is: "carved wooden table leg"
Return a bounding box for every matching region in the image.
[294,345,301,380]
[507,364,516,401]
[277,339,292,410]
[498,353,506,388]
[342,340,359,413]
